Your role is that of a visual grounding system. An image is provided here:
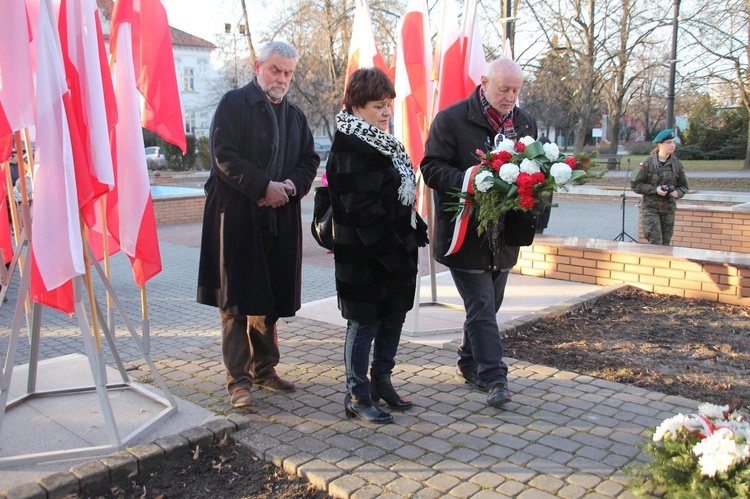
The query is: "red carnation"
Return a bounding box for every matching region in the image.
[516,172,531,186]
[515,142,526,153]
[519,195,536,209]
[531,172,546,184]
[498,151,513,163]
[490,156,505,171]
[565,156,578,169]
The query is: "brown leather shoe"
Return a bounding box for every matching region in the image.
[230,389,255,408]
[256,376,296,393]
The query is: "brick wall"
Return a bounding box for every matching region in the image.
[153,195,205,225]
[516,236,750,306]
[663,204,750,253]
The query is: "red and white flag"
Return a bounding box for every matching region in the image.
[345,0,391,89]
[110,0,185,153]
[106,20,162,286]
[460,0,486,93]
[0,0,36,134]
[58,0,117,227]
[393,0,432,169]
[29,0,85,315]
[431,0,464,115]
[393,0,432,217]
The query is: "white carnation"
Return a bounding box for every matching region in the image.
[520,158,541,174]
[699,403,729,421]
[653,414,688,442]
[492,136,516,155]
[543,142,560,162]
[474,170,495,193]
[498,163,520,184]
[693,430,748,477]
[518,135,536,146]
[550,162,572,184]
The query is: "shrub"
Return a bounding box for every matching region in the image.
[704,146,746,160]
[625,141,654,156]
[675,144,705,160]
[161,135,197,171]
[196,136,210,170]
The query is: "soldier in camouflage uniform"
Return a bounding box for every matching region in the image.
[631,129,689,245]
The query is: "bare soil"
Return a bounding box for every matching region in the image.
[83,434,329,499]
[505,286,750,407]
[83,286,750,498]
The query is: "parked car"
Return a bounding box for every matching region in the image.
[145,146,166,170]
[314,142,331,161]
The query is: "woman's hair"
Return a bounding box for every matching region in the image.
[343,68,395,113]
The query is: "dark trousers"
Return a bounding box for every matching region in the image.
[450,268,510,386]
[344,312,407,399]
[220,311,280,395]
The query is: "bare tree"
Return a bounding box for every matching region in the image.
[680,0,750,168]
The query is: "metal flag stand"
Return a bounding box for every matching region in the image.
[404,181,465,337]
[614,159,637,242]
[0,213,177,467]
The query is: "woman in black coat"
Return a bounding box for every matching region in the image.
[326,68,428,424]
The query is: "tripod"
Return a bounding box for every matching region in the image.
[614,158,637,242]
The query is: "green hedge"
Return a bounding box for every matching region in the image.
[676,144,746,160]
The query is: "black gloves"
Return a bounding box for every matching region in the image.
[416,214,429,248]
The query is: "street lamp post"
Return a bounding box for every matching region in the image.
[666,0,680,130]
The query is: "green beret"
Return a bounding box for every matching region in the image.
[652,129,676,144]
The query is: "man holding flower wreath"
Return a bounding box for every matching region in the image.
[421,58,537,409]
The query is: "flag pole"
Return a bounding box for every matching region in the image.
[81,224,102,349]
[99,197,116,333]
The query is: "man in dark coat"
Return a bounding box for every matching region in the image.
[421,58,537,409]
[197,41,319,408]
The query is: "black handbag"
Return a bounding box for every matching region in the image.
[311,186,334,250]
[503,210,537,247]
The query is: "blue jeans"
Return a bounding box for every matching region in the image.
[344,312,407,399]
[450,268,509,387]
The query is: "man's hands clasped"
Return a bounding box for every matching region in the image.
[257,180,295,208]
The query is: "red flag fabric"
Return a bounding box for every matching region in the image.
[1,160,12,266]
[431,0,464,115]
[29,0,85,315]
[345,0,391,89]
[0,104,12,163]
[0,0,36,133]
[110,0,186,153]
[106,20,162,286]
[59,0,117,227]
[460,0,486,92]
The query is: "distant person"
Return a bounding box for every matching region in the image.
[197,41,319,409]
[631,128,688,245]
[13,173,33,206]
[538,134,550,144]
[422,57,537,409]
[327,67,428,424]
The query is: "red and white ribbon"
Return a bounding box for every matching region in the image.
[445,164,481,256]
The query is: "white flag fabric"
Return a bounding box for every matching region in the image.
[0,0,35,132]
